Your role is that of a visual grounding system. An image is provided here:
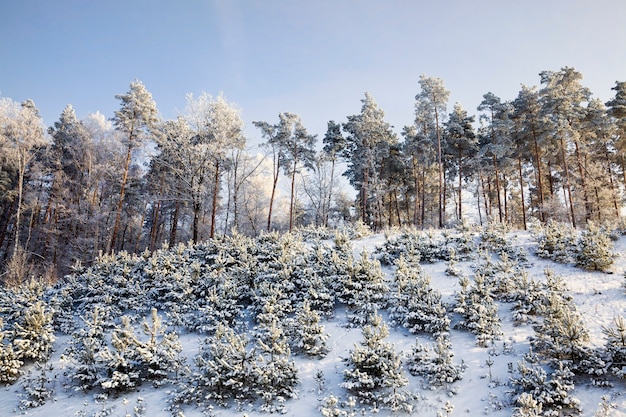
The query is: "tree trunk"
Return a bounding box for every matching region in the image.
[170,200,179,246]
[559,135,576,229]
[210,159,220,239]
[573,140,591,223]
[435,106,444,228]
[289,159,297,232]
[325,158,336,227]
[267,167,279,232]
[361,166,369,225]
[493,154,503,223]
[518,156,527,230]
[531,127,545,222]
[458,151,463,221]
[109,140,133,254]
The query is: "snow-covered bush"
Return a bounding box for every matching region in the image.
[376,229,449,265]
[602,316,626,378]
[535,220,576,263]
[390,256,450,336]
[185,324,257,406]
[289,300,329,357]
[531,278,592,370]
[575,222,615,271]
[453,274,503,347]
[510,271,545,325]
[18,362,55,410]
[65,306,108,391]
[339,251,389,327]
[0,318,22,383]
[254,317,299,412]
[12,301,56,362]
[341,313,411,411]
[407,335,464,389]
[509,359,581,416]
[66,308,184,394]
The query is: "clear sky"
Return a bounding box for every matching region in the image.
[1,0,625,142]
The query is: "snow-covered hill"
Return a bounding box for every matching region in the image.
[0,224,625,417]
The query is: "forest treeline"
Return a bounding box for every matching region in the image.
[1,66,625,281]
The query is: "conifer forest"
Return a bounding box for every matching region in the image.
[1,67,626,416]
[0,66,625,278]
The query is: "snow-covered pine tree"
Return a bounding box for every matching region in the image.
[18,362,55,410]
[602,315,626,378]
[575,222,615,271]
[339,251,389,327]
[320,394,349,417]
[445,248,462,277]
[188,324,257,406]
[390,256,449,336]
[0,318,22,383]
[453,274,502,346]
[290,300,329,358]
[12,300,55,362]
[407,334,463,389]
[136,307,184,386]
[510,270,544,325]
[512,392,542,417]
[341,313,410,411]
[254,317,299,412]
[304,243,339,318]
[66,306,108,391]
[535,220,576,263]
[510,358,581,416]
[97,315,142,393]
[194,275,242,334]
[532,290,591,371]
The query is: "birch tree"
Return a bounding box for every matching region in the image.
[184,93,245,238]
[0,98,45,263]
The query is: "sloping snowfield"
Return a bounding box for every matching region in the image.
[1,227,624,417]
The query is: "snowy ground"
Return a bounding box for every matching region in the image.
[1,229,625,417]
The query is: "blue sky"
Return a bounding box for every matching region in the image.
[1,0,625,142]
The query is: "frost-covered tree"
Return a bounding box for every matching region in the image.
[290,300,329,358]
[575,222,614,271]
[415,76,450,228]
[109,80,159,253]
[407,334,464,389]
[66,306,108,391]
[339,251,389,326]
[0,98,45,266]
[95,310,183,393]
[444,103,478,221]
[453,274,502,346]
[190,324,257,406]
[532,288,591,370]
[536,221,576,263]
[342,92,397,228]
[12,300,55,362]
[390,256,449,336]
[183,93,245,238]
[602,316,626,378]
[341,314,410,411]
[18,362,55,410]
[254,317,299,412]
[510,359,581,416]
[0,318,22,383]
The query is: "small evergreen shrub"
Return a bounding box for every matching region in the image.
[535,220,576,263]
[575,222,615,271]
